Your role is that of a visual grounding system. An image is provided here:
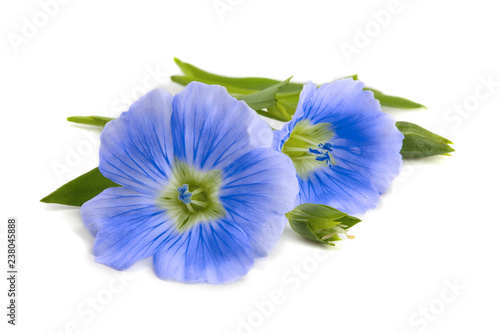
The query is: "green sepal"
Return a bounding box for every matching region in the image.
[237,77,293,117]
[286,204,361,246]
[255,109,290,122]
[67,116,114,127]
[41,167,120,207]
[397,121,455,159]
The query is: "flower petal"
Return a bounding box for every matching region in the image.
[153,221,254,284]
[99,89,174,195]
[301,79,380,122]
[170,82,273,171]
[220,148,298,256]
[296,166,379,215]
[330,114,403,194]
[81,187,175,270]
[275,81,318,149]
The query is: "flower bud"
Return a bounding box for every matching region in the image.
[397,121,454,159]
[286,204,361,246]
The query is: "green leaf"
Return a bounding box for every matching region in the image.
[349,75,425,109]
[41,167,120,206]
[286,204,361,246]
[367,88,426,109]
[173,58,428,125]
[173,59,298,120]
[397,121,455,159]
[172,58,304,95]
[169,75,196,87]
[67,116,114,127]
[237,77,293,111]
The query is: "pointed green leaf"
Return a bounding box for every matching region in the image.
[41,167,120,207]
[367,88,426,109]
[169,75,196,87]
[67,116,114,127]
[397,121,455,159]
[350,75,425,109]
[172,58,304,95]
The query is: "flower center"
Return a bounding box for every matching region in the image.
[308,142,334,167]
[281,120,335,178]
[177,184,192,204]
[158,162,225,233]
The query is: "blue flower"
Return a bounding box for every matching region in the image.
[81,82,298,284]
[273,78,403,215]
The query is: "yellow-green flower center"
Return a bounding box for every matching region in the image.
[157,162,225,233]
[281,120,335,178]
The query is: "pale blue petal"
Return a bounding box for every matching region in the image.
[99,89,174,195]
[275,81,318,150]
[297,166,379,215]
[272,129,285,151]
[153,221,254,284]
[330,114,403,194]
[300,79,378,122]
[170,82,273,171]
[81,187,175,270]
[220,148,298,256]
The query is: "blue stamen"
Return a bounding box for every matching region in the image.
[177,184,192,204]
[315,151,330,162]
[318,142,333,151]
[308,143,333,167]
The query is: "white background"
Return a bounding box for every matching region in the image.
[1,0,499,332]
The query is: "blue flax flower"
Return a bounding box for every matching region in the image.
[273,78,403,215]
[81,82,298,284]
